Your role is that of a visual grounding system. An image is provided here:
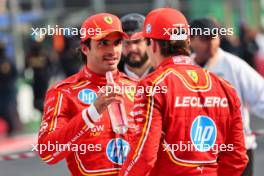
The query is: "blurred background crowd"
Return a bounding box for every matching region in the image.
[0,0,263,175]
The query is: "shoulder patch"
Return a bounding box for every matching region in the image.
[186,70,199,83]
[51,73,81,90]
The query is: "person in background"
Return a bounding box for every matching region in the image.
[59,36,82,77]
[118,13,153,79]
[0,42,21,135]
[238,23,259,69]
[25,42,51,112]
[190,18,264,176]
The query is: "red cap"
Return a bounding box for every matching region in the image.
[80,13,128,42]
[143,8,189,41]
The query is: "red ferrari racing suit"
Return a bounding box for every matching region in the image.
[120,56,248,176]
[38,66,138,176]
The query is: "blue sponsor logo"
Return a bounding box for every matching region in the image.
[190,115,217,152]
[146,24,151,33]
[106,138,130,165]
[78,89,97,105]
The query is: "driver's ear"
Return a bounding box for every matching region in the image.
[152,39,157,53]
[81,44,89,55]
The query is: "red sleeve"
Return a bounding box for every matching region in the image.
[37,88,96,165]
[217,89,248,175]
[120,81,163,176]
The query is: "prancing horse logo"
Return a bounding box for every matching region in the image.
[104,16,113,24]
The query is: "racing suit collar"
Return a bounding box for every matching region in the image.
[157,55,193,69]
[82,65,121,85]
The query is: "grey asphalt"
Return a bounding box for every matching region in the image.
[0,115,263,176]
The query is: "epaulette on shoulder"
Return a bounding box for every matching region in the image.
[218,76,235,89]
[208,70,235,89]
[143,69,158,81]
[50,74,80,91]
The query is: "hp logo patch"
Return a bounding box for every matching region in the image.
[106,138,130,165]
[190,116,217,152]
[146,24,151,33]
[78,89,97,105]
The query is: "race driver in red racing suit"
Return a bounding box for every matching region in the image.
[38,13,139,176]
[120,8,248,176]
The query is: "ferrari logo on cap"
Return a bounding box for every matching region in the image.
[187,70,199,83]
[104,16,113,24]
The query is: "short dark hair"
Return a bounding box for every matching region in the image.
[79,39,91,64]
[146,38,190,57]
